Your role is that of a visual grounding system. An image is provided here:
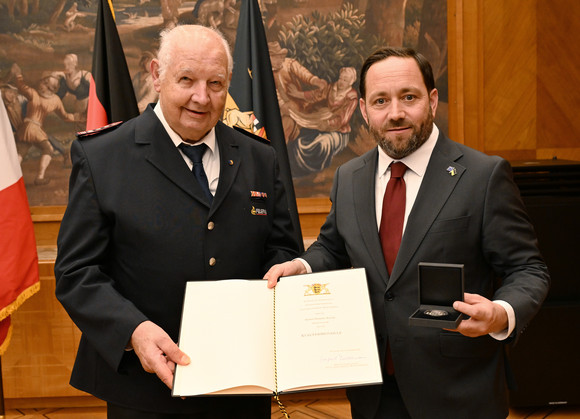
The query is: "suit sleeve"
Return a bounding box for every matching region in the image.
[302,165,352,271]
[54,139,148,371]
[482,158,550,338]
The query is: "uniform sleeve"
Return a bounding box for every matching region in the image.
[54,139,148,371]
[261,147,302,272]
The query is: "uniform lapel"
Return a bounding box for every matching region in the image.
[387,133,465,289]
[353,148,390,285]
[209,122,240,216]
[136,106,211,206]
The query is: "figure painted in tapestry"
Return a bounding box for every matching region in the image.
[51,53,91,131]
[9,63,77,185]
[269,40,359,183]
[132,51,158,113]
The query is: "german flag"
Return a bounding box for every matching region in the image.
[86,0,138,130]
[224,0,304,251]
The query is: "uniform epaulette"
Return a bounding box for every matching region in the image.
[76,121,124,138]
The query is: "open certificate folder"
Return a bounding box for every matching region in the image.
[172,268,382,396]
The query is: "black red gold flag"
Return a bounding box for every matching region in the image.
[86,0,138,130]
[224,0,304,251]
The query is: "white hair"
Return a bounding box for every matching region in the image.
[156,25,233,80]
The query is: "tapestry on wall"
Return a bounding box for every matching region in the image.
[0,0,447,205]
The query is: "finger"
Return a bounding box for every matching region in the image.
[455,317,488,338]
[154,360,176,389]
[264,263,291,288]
[264,267,281,289]
[453,293,486,317]
[453,300,476,317]
[163,342,190,366]
[462,292,482,304]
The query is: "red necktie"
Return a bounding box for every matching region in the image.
[379,161,407,375]
[379,162,407,275]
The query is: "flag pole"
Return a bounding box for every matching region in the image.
[227,0,304,251]
[0,357,5,418]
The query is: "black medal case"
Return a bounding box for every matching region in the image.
[409,262,465,328]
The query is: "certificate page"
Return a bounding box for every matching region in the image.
[274,268,382,393]
[173,280,275,396]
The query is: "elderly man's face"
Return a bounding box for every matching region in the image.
[152,34,230,143]
[360,57,438,159]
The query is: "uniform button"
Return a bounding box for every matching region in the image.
[207,221,215,230]
[209,257,216,266]
[385,292,394,301]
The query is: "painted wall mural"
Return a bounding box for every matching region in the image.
[0,0,447,205]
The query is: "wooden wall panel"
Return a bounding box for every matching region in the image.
[482,0,537,158]
[448,0,482,148]
[449,0,580,162]
[2,258,87,399]
[537,0,580,158]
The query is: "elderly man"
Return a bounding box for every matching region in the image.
[55,25,300,418]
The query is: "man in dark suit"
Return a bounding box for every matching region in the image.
[55,25,300,418]
[265,47,550,419]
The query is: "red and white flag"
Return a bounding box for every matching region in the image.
[0,94,40,355]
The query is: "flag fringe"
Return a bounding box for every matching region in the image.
[0,321,13,356]
[0,281,40,321]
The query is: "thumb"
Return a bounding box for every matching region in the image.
[163,342,190,366]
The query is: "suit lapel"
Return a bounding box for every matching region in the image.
[387,133,465,289]
[136,107,210,206]
[353,149,390,285]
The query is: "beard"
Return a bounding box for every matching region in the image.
[370,108,434,159]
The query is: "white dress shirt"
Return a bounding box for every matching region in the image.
[375,125,439,231]
[154,103,220,196]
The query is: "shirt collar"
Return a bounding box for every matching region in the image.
[154,102,217,154]
[377,124,439,178]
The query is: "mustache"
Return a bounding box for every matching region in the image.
[379,119,412,131]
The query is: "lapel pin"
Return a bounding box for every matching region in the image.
[251,206,267,216]
[446,166,457,176]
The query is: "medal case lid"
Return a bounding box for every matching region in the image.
[409,262,465,328]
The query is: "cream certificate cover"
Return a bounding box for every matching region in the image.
[172,268,382,396]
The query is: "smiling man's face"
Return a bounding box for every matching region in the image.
[359,56,438,159]
[151,30,230,143]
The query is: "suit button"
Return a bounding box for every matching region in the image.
[385,292,394,301]
[207,221,215,230]
[209,257,216,267]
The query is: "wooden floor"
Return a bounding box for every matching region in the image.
[4,395,580,418]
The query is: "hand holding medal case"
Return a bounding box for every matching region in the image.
[409,262,465,328]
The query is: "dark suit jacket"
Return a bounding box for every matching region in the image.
[302,131,550,419]
[54,106,300,414]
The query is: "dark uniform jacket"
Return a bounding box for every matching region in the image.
[54,106,300,414]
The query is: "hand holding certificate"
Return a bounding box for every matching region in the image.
[172,268,382,397]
